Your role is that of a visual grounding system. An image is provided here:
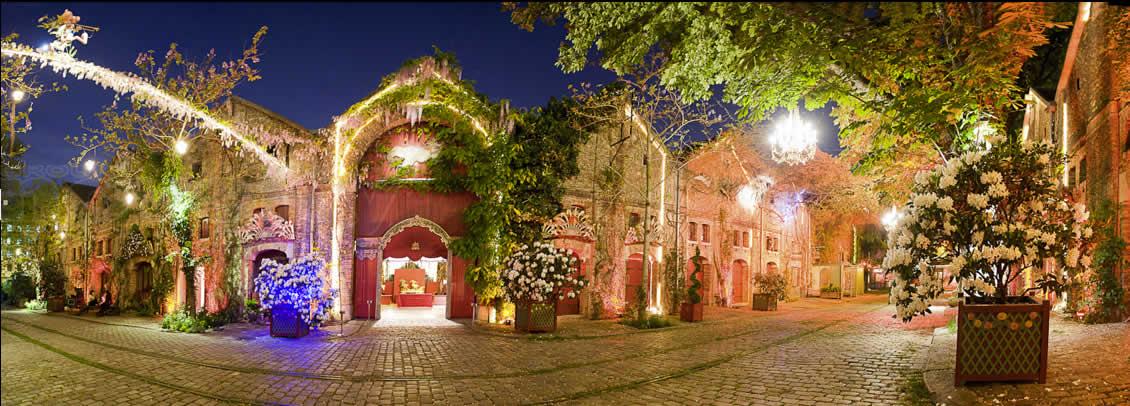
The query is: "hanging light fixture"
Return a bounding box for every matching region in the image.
[768,109,818,165]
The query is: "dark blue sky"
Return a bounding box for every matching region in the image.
[3,2,839,186]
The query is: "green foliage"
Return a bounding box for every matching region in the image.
[25,299,48,311]
[508,2,1071,196]
[160,308,229,333]
[663,249,686,314]
[1081,199,1126,324]
[3,272,36,305]
[753,271,788,301]
[621,314,673,330]
[36,257,67,299]
[687,247,704,304]
[820,284,841,294]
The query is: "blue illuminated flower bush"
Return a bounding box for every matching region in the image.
[254,252,338,329]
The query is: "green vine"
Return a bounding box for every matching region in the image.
[1081,199,1126,323]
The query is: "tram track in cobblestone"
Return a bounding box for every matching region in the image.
[0,327,278,406]
[1,302,887,391]
[527,302,891,405]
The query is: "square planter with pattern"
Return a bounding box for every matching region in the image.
[751,294,777,311]
[269,303,310,338]
[680,302,703,322]
[955,297,1050,385]
[515,302,557,333]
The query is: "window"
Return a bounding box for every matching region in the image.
[766,236,779,252]
[628,213,641,228]
[1078,157,1087,185]
[1068,166,1075,188]
[733,230,741,247]
[742,231,750,248]
[701,224,711,243]
[198,218,210,240]
[105,239,111,255]
[191,161,203,179]
[275,205,291,222]
[688,222,698,241]
[253,207,264,216]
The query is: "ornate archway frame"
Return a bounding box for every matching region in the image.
[327,56,503,320]
[355,215,456,320]
[242,241,296,299]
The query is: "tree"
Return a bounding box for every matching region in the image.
[62,16,269,312]
[506,2,1072,199]
[883,135,1089,321]
[1,32,66,181]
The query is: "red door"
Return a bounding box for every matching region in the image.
[352,258,378,319]
[625,254,644,310]
[557,255,583,315]
[732,260,747,303]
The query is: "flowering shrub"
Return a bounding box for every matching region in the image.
[883,136,1092,321]
[753,271,788,301]
[254,253,338,329]
[502,242,587,305]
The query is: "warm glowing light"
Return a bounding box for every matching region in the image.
[174,139,189,155]
[768,110,818,165]
[881,205,902,230]
[1081,2,1091,22]
[1062,105,1069,186]
[737,175,774,212]
[59,231,66,240]
[124,192,135,206]
[11,89,25,102]
[83,159,95,172]
[389,145,434,167]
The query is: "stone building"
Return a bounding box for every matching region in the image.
[57,57,814,321]
[1054,2,1129,305]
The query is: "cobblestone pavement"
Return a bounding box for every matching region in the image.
[925,314,1130,406]
[1,295,1117,405]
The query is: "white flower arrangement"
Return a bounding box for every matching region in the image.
[254,252,338,328]
[883,137,1092,321]
[502,241,587,306]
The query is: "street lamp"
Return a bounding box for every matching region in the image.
[768,109,818,166]
[124,192,136,206]
[83,159,96,172]
[7,89,26,157]
[174,138,189,156]
[11,90,25,102]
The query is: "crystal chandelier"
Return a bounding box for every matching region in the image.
[768,109,818,165]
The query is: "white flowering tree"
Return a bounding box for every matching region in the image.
[254,253,338,329]
[502,242,587,305]
[883,136,1092,321]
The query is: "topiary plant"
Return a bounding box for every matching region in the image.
[687,246,704,304]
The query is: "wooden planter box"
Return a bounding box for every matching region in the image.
[515,302,557,333]
[955,298,1050,385]
[751,294,777,311]
[819,291,841,299]
[47,296,66,312]
[269,303,309,338]
[680,302,703,322]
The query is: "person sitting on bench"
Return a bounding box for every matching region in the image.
[96,291,114,317]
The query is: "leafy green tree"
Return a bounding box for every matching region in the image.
[507,2,1073,199]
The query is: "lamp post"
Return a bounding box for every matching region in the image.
[7,89,26,162]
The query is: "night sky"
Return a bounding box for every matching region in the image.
[2,2,839,186]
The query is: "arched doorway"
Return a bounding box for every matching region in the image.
[732,260,748,304]
[625,253,645,310]
[557,253,584,315]
[133,261,153,304]
[251,250,288,300]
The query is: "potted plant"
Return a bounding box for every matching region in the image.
[752,271,786,311]
[254,252,338,338]
[680,247,705,322]
[883,135,1091,386]
[819,284,841,299]
[502,241,586,333]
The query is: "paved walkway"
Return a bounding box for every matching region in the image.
[0,296,1120,405]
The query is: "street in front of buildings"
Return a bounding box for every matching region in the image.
[2,295,1125,405]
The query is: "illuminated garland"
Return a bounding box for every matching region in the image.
[254,252,338,328]
[117,225,153,260]
[0,11,287,172]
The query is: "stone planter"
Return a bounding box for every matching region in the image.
[269,303,309,338]
[751,294,777,311]
[47,296,66,312]
[514,302,557,333]
[819,291,841,299]
[474,302,495,323]
[679,302,703,322]
[955,297,1050,385]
